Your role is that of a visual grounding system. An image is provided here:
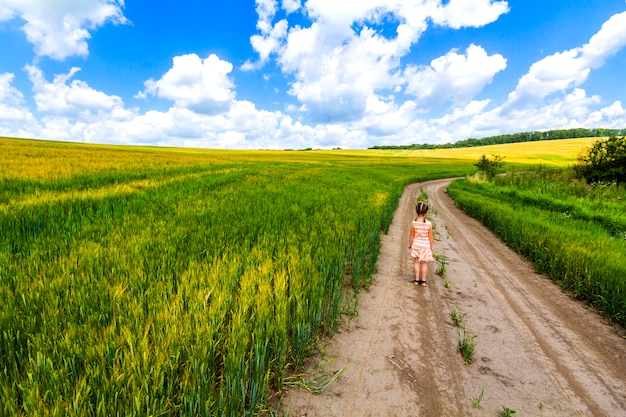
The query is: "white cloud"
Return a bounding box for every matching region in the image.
[141,54,236,115]
[0,72,39,138]
[255,0,278,33]
[3,1,626,151]
[404,44,506,108]
[248,19,289,66]
[250,0,509,123]
[284,38,374,122]
[25,65,124,117]
[539,88,598,123]
[0,3,14,20]
[435,99,491,125]
[282,0,301,14]
[431,0,510,29]
[0,0,128,60]
[278,19,411,122]
[505,10,626,110]
[584,10,626,60]
[461,89,606,140]
[0,72,25,107]
[587,101,626,127]
[304,0,387,26]
[357,96,417,137]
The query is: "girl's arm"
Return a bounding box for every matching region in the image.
[408,222,415,248]
[428,224,434,250]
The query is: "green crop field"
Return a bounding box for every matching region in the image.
[0,136,601,415]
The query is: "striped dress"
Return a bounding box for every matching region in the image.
[410,219,433,262]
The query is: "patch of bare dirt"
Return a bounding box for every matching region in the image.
[280,179,626,417]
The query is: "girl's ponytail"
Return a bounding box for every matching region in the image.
[416,201,429,222]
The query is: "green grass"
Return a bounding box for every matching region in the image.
[458,329,478,364]
[0,137,476,416]
[502,405,517,416]
[0,137,596,415]
[471,387,485,408]
[447,168,626,326]
[450,308,466,328]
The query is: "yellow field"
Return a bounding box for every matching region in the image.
[1,137,597,182]
[358,138,598,166]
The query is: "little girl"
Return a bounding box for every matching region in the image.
[408,201,434,286]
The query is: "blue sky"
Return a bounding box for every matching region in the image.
[1,0,625,149]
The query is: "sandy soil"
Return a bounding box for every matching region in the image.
[280,179,626,417]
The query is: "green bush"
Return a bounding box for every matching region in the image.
[473,154,504,180]
[575,135,626,184]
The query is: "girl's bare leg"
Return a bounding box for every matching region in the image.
[413,258,420,284]
[420,262,428,285]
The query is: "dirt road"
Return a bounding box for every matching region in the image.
[281,179,626,417]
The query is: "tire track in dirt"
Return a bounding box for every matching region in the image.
[428,178,626,416]
[280,179,626,417]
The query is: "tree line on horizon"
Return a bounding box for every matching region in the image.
[369,128,626,150]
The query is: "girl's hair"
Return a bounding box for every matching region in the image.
[416,201,429,222]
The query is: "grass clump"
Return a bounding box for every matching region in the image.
[450,308,466,328]
[502,405,517,416]
[458,329,478,364]
[471,387,485,408]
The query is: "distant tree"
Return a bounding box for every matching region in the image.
[368,128,626,150]
[575,136,626,184]
[474,154,504,180]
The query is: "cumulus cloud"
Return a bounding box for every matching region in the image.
[3,0,626,150]
[282,0,301,14]
[431,0,509,29]
[68,103,305,149]
[435,99,491,126]
[289,28,496,121]
[25,65,125,117]
[255,0,278,33]
[277,16,410,122]
[0,72,41,138]
[249,0,510,123]
[0,72,35,123]
[505,10,626,110]
[0,0,128,60]
[241,0,289,69]
[500,89,599,128]
[455,88,626,144]
[404,44,506,108]
[0,72,25,107]
[140,54,236,115]
[0,3,14,20]
[357,96,417,137]
[247,19,289,67]
[587,101,626,128]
